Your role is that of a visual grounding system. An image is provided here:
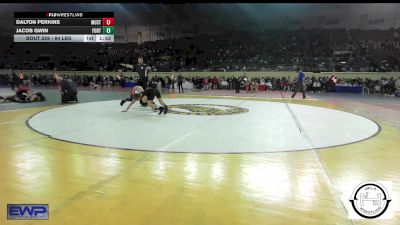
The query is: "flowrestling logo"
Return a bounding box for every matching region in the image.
[168,104,249,115]
[347,181,393,219]
[7,204,49,220]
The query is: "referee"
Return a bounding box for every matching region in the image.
[291,69,306,99]
[120,56,151,90]
[54,73,78,103]
[135,56,151,90]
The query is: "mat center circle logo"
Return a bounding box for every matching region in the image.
[349,181,392,219]
[168,104,249,115]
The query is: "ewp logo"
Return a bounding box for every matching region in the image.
[7,204,49,220]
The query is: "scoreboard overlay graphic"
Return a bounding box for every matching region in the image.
[14,12,114,42]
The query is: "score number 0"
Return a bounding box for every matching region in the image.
[102,18,114,26]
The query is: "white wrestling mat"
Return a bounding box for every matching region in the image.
[27,98,379,153]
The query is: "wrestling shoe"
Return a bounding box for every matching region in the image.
[164,105,168,114]
[120,99,126,106]
[158,106,165,114]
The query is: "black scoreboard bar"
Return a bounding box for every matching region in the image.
[15,19,108,26]
[14,12,115,42]
[14,12,114,18]
[15,27,105,34]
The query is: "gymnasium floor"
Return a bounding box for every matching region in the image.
[0,86,399,225]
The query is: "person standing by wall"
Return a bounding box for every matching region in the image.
[18,72,24,87]
[170,71,176,91]
[233,76,240,93]
[177,72,184,93]
[211,76,218,89]
[10,69,18,90]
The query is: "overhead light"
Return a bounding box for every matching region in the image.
[341,61,346,64]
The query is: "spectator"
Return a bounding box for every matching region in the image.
[211,76,219,89]
[282,77,289,92]
[233,76,240,93]
[313,78,321,92]
[177,72,184,93]
[221,79,228,90]
[202,77,209,91]
[266,79,272,91]
[170,73,176,90]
